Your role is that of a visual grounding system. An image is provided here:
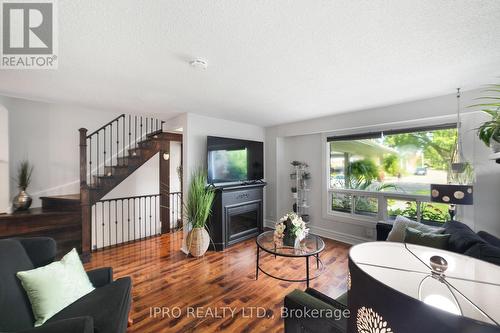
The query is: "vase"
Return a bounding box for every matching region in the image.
[283,219,296,247]
[186,227,210,257]
[13,190,32,211]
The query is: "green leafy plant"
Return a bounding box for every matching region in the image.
[388,201,449,222]
[382,154,400,176]
[477,109,500,147]
[347,159,379,182]
[15,160,33,191]
[472,83,500,147]
[185,169,215,229]
[332,175,399,213]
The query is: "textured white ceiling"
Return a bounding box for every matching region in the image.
[1,1,500,126]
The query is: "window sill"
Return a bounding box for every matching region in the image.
[323,211,380,228]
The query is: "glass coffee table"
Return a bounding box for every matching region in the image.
[255,230,325,288]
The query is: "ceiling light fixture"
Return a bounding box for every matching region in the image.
[189,58,208,70]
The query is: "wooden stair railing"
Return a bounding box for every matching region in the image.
[79,114,182,260]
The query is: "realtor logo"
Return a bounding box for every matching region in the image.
[1,0,58,69]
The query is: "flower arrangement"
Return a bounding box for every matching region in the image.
[274,212,309,247]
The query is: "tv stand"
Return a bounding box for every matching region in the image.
[208,182,266,251]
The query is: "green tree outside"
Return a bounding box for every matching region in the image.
[383,129,457,170]
[382,154,400,176]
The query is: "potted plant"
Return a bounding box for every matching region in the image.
[473,84,500,152]
[477,109,500,152]
[274,212,309,248]
[185,169,215,257]
[12,160,34,211]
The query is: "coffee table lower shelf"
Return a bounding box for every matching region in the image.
[255,244,325,288]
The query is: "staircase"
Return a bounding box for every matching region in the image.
[79,114,182,260]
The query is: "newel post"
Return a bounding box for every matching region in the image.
[79,128,91,262]
[79,128,87,186]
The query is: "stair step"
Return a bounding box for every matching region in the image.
[128,148,143,157]
[116,155,140,165]
[146,130,163,139]
[92,174,117,185]
[94,173,115,178]
[138,140,154,148]
[103,165,129,176]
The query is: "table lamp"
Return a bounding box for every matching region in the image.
[430,184,473,221]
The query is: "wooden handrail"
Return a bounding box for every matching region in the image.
[86,114,125,138]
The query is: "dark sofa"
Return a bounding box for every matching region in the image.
[377,220,500,266]
[0,237,132,333]
[284,220,500,332]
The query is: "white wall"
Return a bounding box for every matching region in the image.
[0,99,9,213]
[4,96,122,207]
[265,89,500,242]
[102,153,160,200]
[169,141,182,193]
[184,113,265,178]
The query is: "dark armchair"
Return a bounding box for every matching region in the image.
[284,288,348,333]
[0,237,132,333]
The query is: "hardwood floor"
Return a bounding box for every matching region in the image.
[84,232,350,333]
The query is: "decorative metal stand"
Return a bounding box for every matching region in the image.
[290,161,310,222]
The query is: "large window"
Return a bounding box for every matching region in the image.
[328,125,457,223]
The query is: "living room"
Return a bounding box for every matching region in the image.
[1,1,500,333]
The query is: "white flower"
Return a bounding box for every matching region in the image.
[277,212,309,241]
[274,222,286,239]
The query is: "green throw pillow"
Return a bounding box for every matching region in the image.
[404,227,450,250]
[16,248,95,327]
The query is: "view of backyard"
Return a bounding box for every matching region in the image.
[329,127,458,222]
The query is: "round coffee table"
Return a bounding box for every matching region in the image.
[255,230,325,288]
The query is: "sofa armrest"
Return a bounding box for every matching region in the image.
[376,222,392,241]
[478,231,500,248]
[16,237,56,268]
[305,288,347,308]
[87,267,113,288]
[18,317,93,333]
[284,289,347,333]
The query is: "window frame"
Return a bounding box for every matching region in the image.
[321,117,457,226]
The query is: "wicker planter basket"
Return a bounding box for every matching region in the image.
[187,227,210,257]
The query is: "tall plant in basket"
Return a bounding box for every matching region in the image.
[185,169,215,257]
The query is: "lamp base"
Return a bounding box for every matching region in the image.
[448,204,456,222]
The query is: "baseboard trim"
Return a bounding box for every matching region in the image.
[308,225,370,245]
[264,219,275,229]
[264,219,370,245]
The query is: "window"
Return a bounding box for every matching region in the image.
[327,125,457,223]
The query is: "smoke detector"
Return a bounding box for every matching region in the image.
[189,58,208,70]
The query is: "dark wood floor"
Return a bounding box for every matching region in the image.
[84,232,350,333]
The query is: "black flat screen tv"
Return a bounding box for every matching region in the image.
[207,136,264,184]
